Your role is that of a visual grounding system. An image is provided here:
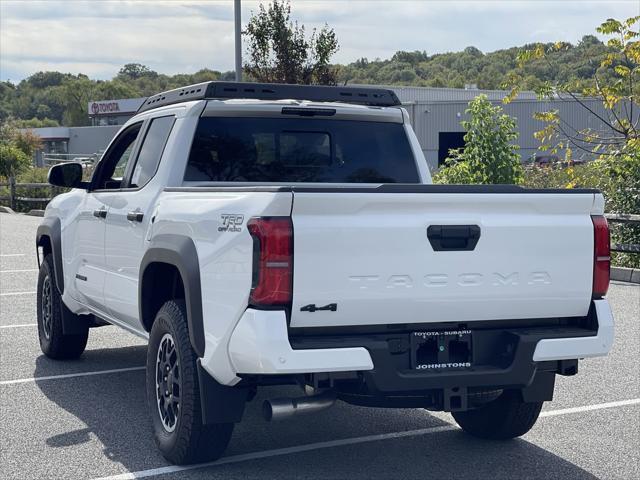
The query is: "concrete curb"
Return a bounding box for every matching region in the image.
[26,209,45,217]
[611,266,640,284]
[0,206,15,214]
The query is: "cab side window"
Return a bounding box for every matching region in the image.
[92,123,142,190]
[128,116,175,188]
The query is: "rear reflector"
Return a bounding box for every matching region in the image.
[591,215,610,299]
[247,217,293,307]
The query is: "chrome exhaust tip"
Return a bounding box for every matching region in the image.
[263,391,336,421]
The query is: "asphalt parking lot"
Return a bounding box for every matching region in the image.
[0,211,639,480]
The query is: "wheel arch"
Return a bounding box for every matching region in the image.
[140,234,205,357]
[36,217,64,295]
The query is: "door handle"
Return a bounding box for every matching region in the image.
[93,209,107,219]
[127,211,144,222]
[427,225,481,251]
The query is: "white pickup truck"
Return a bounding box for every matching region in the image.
[37,82,614,465]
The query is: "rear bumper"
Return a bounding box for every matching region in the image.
[227,309,374,375]
[532,299,613,361]
[226,300,613,392]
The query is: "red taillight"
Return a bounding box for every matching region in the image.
[591,215,610,299]
[247,217,293,307]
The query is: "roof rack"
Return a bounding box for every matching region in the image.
[136,81,401,113]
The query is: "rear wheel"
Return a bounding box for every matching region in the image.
[146,300,234,465]
[452,389,543,440]
[37,254,88,359]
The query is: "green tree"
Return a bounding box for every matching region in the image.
[117,63,157,80]
[243,0,339,84]
[434,94,523,185]
[505,16,639,156]
[0,122,33,179]
[12,117,59,128]
[54,76,95,126]
[13,129,42,158]
[392,50,429,64]
[0,144,30,179]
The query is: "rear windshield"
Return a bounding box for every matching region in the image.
[184,117,420,183]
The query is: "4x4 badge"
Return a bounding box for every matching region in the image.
[300,303,337,313]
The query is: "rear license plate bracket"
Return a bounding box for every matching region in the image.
[411,330,473,370]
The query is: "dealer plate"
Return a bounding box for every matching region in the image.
[410,329,473,370]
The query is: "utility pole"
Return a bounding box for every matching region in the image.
[234,0,242,82]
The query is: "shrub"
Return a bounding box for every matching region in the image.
[0,144,31,179]
[602,153,640,268]
[434,95,523,185]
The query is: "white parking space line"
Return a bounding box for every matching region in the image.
[92,398,640,480]
[1,269,38,273]
[539,398,640,417]
[0,323,36,329]
[93,425,459,480]
[0,254,26,257]
[0,366,145,386]
[0,291,36,296]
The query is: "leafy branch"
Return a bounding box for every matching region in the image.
[504,16,640,157]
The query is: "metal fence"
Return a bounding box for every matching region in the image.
[41,153,100,166]
[1,154,99,211]
[0,178,63,210]
[605,213,640,254]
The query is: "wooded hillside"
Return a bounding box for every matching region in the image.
[0,35,613,127]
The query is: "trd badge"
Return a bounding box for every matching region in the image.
[218,214,244,232]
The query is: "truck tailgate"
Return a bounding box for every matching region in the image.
[290,190,597,328]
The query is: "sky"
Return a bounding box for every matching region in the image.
[1,0,639,82]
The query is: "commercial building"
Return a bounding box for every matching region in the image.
[28,86,611,171]
[392,85,610,170]
[31,125,120,166]
[88,98,145,126]
[29,98,143,165]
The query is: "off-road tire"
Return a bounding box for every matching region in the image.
[37,254,88,359]
[452,389,543,440]
[146,300,234,465]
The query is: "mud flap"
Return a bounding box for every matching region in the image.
[60,305,90,336]
[197,359,249,424]
[521,371,556,403]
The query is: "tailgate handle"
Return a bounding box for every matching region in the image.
[427,225,481,251]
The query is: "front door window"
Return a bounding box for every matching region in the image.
[92,123,142,190]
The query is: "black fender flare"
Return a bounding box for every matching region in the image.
[139,234,205,357]
[36,217,64,295]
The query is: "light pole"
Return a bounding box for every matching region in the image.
[234,0,242,82]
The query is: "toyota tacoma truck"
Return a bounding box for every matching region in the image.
[36,81,614,465]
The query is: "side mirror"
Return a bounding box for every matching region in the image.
[48,163,87,189]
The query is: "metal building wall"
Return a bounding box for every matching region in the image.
[67,125,120,155]
[402,96,611,171]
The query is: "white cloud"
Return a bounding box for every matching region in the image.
[1,0,639,81]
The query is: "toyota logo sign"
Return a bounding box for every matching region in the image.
[90,101,121,115]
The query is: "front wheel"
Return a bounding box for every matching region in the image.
[37,254,88,359]
[451,389,543,440]
[146,300,234,465]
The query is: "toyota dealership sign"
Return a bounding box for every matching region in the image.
[88,97,145,116]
